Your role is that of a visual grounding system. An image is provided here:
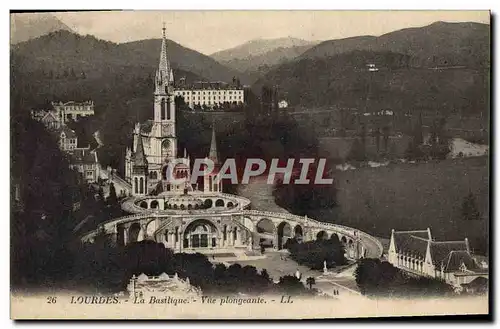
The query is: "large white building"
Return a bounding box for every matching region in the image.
[388,228,488,288]
[124,27,222,196]
[51,100,95,124]
[174,80,244,110]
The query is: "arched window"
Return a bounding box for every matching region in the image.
[134,177,138,194]
[167,99,171,120]
[139,177,144,194]
[161,98,166,120]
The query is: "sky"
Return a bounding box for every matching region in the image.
[51,11,490,55]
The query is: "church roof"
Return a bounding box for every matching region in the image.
[134,136,148,167]
[429,240,469,268]
[392,230,431,258]
[442,250,479,272]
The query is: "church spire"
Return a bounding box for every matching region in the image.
[134,135,148,167]
[159,23,170,73]
[208,123,219,165]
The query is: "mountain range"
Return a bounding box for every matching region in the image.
[299,21,489,67]
[10,13,74,44]
[210,37,320,79]
[253,21,490,117]
[11,20,490,119]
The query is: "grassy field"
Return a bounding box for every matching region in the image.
[308,156,489,255]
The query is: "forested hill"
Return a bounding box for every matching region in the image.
[11,30,202,113]
[253,50,489,117]
[300,21,490,68]
[252,21,489,117]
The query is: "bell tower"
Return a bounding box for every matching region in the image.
[153,24,177,163]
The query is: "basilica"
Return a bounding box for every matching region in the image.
[124,26,221,197]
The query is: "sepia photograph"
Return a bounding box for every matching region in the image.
[9,9,490,320]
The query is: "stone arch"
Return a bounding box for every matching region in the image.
[215,199,224,207]
[316,230,328,241]
[255,218,275,248]
[150,200,159,209]
[277,222,293,249]
[183,219,218,248]
[134,177,138,194]
[117,226,125,246]
[128,223,141,243]
[140,201,148,209]
[204,199,213,208]
[227,201,234,208]
[330,233,341,244]
[341,236,348,244]
[294,225,303,238]
[146,220,157,237]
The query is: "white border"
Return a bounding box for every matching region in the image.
[3,1,498,327]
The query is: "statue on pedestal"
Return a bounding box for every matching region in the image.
[323,260,328,274]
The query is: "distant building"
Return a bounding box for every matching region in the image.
[126,273,201,299]
[56,126,78,152]
[278,100,289,109]
[174,78,244,110]
[388,228,488,287]
[69,148,100,183]
[51,101,95,124]
[32,100,95,128]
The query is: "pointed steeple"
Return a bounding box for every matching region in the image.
[134,135,148,167]
[159,23,170,74]
[208,123,219,164]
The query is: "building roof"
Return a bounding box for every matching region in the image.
[429,240,469,268]
[57,125,77,139]
[41,111,58,122]
[442,250,479,272]
[176,81,243,90]
[392,230,431,258]
[134,135,148,167]
[70,149,98,165]
[52,100,94,106]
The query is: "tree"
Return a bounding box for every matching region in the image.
[462,191,481,221]
[107,182,118,206]
[97,186,105,206]
[306,276,316,289]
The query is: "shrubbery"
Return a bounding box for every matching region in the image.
[354,259,453,298]
[285,236,347,270]
[73,240,313,296]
